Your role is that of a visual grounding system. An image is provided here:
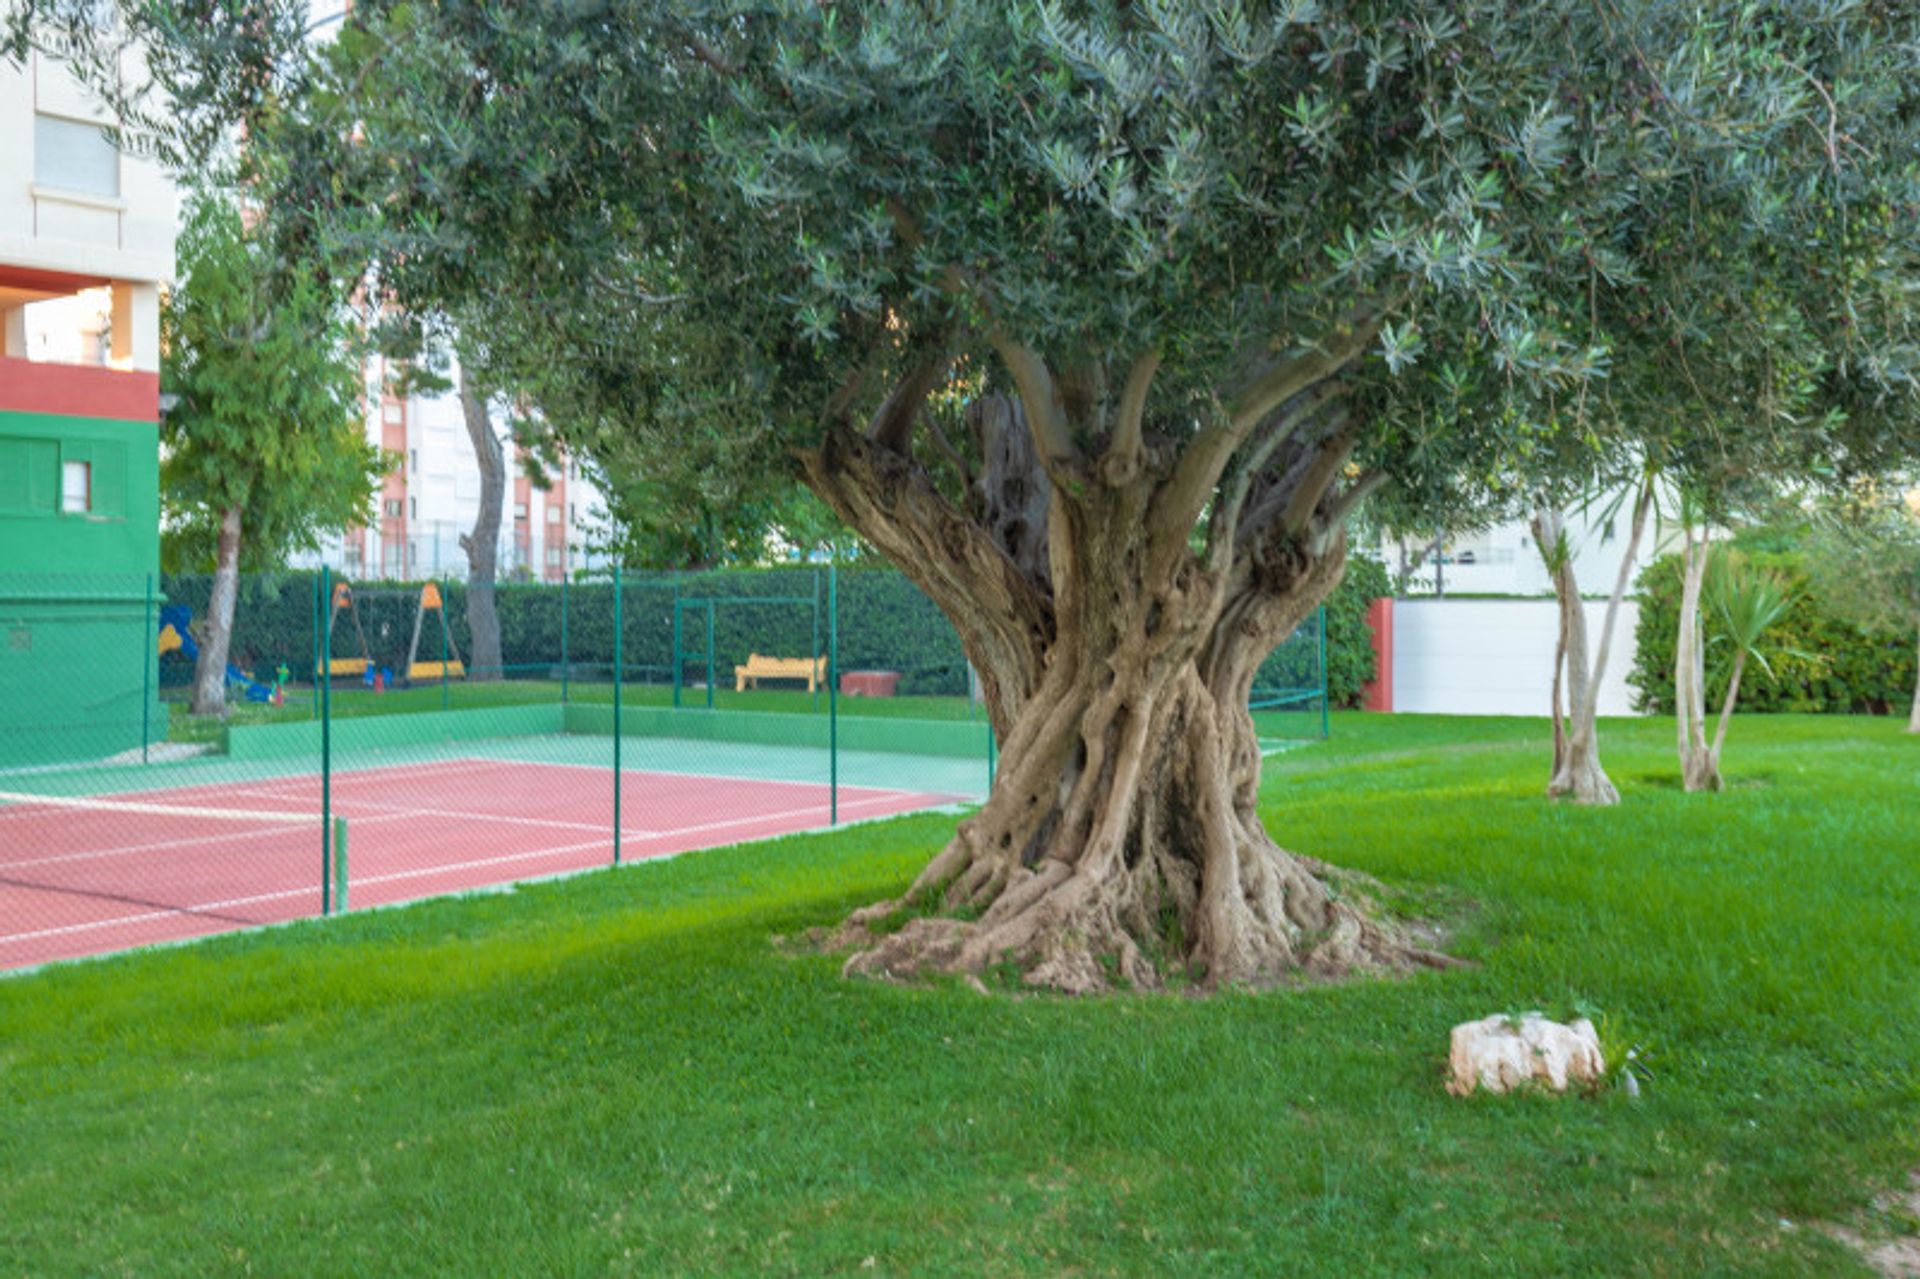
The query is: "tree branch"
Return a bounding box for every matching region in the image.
[1308,469,1385,555]
[1210,384,1346,557]
[1161,310,1381,535]
[986,331,1078,469]
[867,353,952,454]
[1278,428,1357,537]
[1223,307,1382,436]
[1104,347,1160,477]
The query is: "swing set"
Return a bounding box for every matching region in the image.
[403,582,466,681]
[320,579,466,685]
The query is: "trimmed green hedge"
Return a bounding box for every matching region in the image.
[161,559,1384,704]
[1627,549,1917,715]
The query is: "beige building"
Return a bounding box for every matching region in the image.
[1,41,174,376]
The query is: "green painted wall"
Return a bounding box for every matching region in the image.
[0,408,164,767]
[563,703,989,760]
[224,705,565,761]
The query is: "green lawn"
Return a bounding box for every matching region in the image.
[5,713,1918,1274]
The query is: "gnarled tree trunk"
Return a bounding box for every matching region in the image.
[189,504,244,717]
[457,370,505,682]
[797,328,1446,992]
[1675,526,1721,791]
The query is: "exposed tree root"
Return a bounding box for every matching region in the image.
[830,796,1455,994]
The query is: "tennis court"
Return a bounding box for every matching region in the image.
[0,754,966,970]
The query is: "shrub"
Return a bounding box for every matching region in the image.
[1627,548,1917,715]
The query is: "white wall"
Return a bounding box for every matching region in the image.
[1385,481,1673,600]
[1392,598,1644,717]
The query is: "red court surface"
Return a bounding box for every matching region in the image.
[0,757,963,971]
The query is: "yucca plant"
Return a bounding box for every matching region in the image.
[1682,555,1798,792]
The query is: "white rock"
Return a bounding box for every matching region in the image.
[1446,1012,1605,1096]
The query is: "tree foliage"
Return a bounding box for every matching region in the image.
[160,186,384,572]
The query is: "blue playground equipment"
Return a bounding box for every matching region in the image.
[157,604,283,705]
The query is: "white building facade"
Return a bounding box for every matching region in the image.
[297,360,615,583]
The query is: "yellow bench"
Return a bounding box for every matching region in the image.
[734,653,827,692]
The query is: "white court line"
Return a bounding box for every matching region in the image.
[620,789,962,843]
[0,811,418,872]
[185,756,510,801]
[236,785,660,839]
[0,882,324,946]
[493,753,935,799]
[0,833,621,947]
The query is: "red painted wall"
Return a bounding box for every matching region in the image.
[0,357,158,422]
[1361,597,1393,712]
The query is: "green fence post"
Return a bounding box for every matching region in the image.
[811,568,822,713]
[140,572,153,764]
[310,571,320,721]
[560,573,570,705]
[613,565,623,866]
[671,581,682,709]
[332,817,349,912]
[705,599,716,710]
[321,565,334,916]
[829,558,838,826]
[1318,604,1330,740]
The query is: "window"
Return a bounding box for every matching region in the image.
[569,503,577,523]
[34,113,119,197]
[547,505,562,522]
[384,499,402,518]
[410,449,419,471]
[61,461,91,513]
[545,547,562,566]
[409,497,417,519]
[514,502,528,520]
[383,401,404,424]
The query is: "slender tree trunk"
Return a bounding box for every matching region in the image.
[190,505,244,717]
[798,372,1443,991]
[1676,528,1720,791]
[1907,622,1920,734]
[1703,649,1746,787]
[1527,482,1650,806]
[457,370,505,682]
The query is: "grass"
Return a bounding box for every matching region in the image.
[5,712,1918,1274]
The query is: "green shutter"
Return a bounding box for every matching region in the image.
[0,439,59,514]
[90,444,126,518]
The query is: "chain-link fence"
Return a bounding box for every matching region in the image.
[0,565,1324,970]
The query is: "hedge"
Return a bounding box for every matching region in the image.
[1627,549,1918,715]
[160,559,1384,705]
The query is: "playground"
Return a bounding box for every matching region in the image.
[157,578,471,706]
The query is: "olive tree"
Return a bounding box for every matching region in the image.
[274,1,1919,990]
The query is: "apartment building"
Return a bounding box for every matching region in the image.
[0,43,177,761]
[300,359,613,583]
